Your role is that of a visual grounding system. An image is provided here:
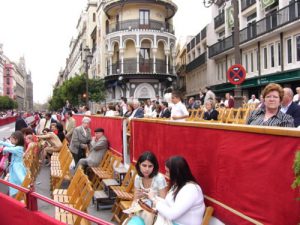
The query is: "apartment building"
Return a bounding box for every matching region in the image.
[57,0,178,102]
[184,0,300,98]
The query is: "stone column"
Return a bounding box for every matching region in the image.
[152,48,157,73]
[136,48,140,73]
[165,50,170,74]
[120,48,124,74]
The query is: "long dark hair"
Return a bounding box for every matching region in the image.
[11,131,25,147]
[135,151,159,178]
[166,156,197,200]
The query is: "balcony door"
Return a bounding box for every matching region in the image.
[139,10,150,29]
[140,48,151,72]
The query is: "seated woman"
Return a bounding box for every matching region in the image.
[126,151,167,225]
[0,131,27,196]
[150,156,205,225]
[247,83,294,127]
[203,100,219,121]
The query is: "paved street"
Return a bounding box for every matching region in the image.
[0,122,116,225]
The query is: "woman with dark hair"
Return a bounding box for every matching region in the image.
[0,131,27,196]
[126,151,167,225]
[134,151,167,200]
[150,156,205,225]
[55,123,65,142]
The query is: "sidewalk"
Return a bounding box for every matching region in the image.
[35,165,117,224]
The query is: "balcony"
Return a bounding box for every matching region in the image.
[107,58,173,75]
[209,1,300,58]
[186,52,207,72]
[214,12,225,29]
[106,19,174,34]
[241,0,256,11]
[104,0,177,19]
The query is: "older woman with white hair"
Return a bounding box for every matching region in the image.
[69,117,91,165]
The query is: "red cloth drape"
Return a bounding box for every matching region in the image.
[0,193,65,225]
[73,115,123,156]
[131,120,300,225]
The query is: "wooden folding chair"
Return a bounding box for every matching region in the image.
[201,206,214,225]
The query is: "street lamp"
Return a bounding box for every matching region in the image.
[203,0,243,107]
[83,46,93,106]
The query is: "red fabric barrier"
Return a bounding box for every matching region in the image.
[0,193,64,225]
[73,115,123,156]
[131,121,300,225]
[0,116,16,126]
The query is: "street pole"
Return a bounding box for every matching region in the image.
[85,61,89,106]
[232,0,243,107]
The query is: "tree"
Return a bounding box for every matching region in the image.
[49,74,106,110]
[0,96,18,110]
[89,78,106,103]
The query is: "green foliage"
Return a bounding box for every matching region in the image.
[48,74,106,110]
[292,151,300,191]
[89,78,106,102]
[0,96,18,110]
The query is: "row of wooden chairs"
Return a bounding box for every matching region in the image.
[187,107,251,124]
[54,167,94,225]
[50,140,73,191]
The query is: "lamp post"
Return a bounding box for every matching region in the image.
[203,0,243,107]
[83,46,93,106]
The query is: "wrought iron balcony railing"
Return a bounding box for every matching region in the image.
[209,1,300,58]
[106,19,174,34]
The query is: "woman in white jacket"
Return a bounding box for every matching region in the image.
[151,156,205,225]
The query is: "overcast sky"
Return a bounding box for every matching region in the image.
[0,0,210,104]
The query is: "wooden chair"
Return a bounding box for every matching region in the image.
[225,108,239,123]
[111,164,137,213]
[53,167,85,203]
[194,108,205,121]
[187,109,198,121]
[234,108,250,124]
[15,170,32,203]
[201,206,214,225]
[90,151,122,190]
[112,200,133,225]
[50,150,73,191]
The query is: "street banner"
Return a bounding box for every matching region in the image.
[261,0,276,9]
[226,6,234,29]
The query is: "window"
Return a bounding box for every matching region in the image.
[6,88,10,95]
[6,77,10,85]
[287,38,292,64]
[247,12,257,22]
[140,48,150,61]
[6,69,10,76]
[277,42,281,66]
[264,47,268,69]
[297,36,300,61]
[139,10,150,25]
[270,44,274,67]
[93,13,96,22]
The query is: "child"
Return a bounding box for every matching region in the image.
[0,131,27,196]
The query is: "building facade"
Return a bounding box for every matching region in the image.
[56,0,178,103]
[183,0,300,99]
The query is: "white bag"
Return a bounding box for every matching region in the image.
[153,214,173,225]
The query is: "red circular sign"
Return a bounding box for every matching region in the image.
[227,64,246,85]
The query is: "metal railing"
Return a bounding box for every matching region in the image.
[0,179,112,225]
[106,19,174,34]
[186,52,207,72]
[214,11,225,29]
[209,1,300,58]
[108,58,172,75]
